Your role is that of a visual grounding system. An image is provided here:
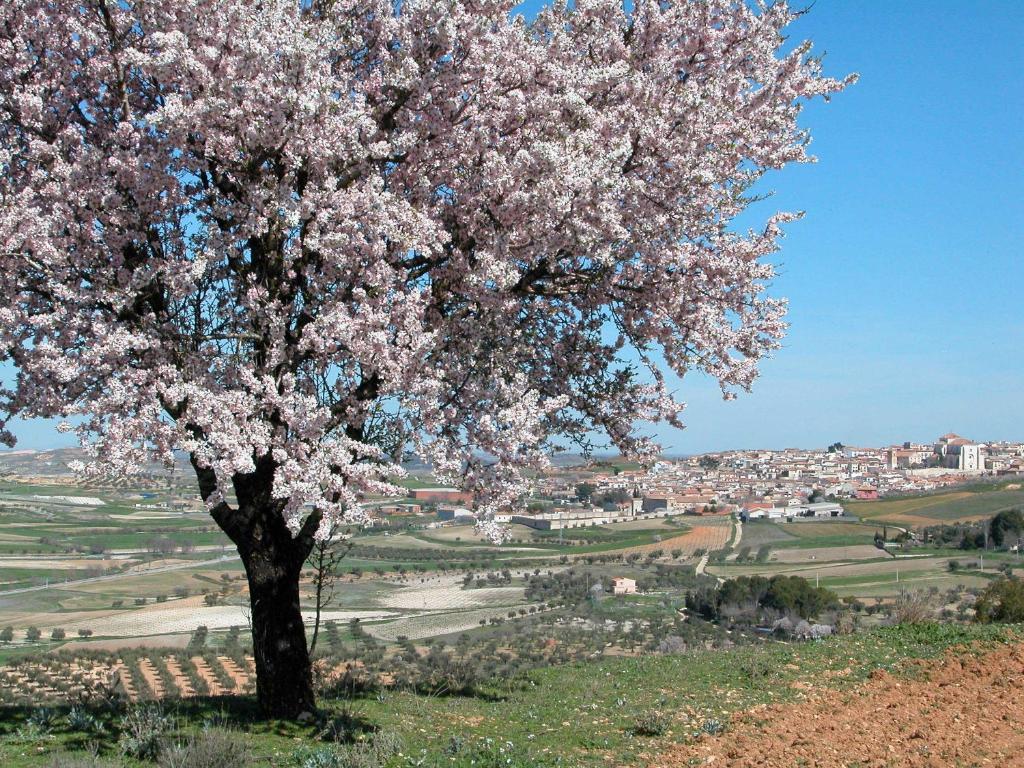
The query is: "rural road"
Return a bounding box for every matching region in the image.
[723,518,744,562]
[0,553,239,597]
[694,553,710,576]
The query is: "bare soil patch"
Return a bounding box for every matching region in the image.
[655,641,1024,767]
[57,634,189,653]
[378,574,524,610]
[619,520,731,556]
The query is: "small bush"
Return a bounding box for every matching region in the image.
[701,718,724,736]
[158,729,250,768]
[47,754,109,768]
[293,731,401,768]
[892,589,935,624]
[118,704,172,760]
[632,709,669,737]
[655,636,687,655]
[27,706,58,732]
[67,706,105,735]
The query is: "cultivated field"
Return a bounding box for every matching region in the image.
[845,483,1024,526]
[619,517,732,555]
[709,552,1000,599]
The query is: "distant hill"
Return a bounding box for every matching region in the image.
[0,447,189,480]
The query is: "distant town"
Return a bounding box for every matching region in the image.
[365,433,1023,531]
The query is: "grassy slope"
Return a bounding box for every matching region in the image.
[1,623,1020,767]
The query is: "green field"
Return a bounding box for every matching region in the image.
[742,520,878,551]
[845,483,1024,526]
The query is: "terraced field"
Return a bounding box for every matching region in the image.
[0,652,256,704]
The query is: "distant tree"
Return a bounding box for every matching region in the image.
[77,629,94,638]
[990,509,1024,549]
[596,488,632,507]
[827,442,845,454]
[960,531,986,551]
[575,484,597,503]
[698,456,721,471]
[0,626,12,644]
[25,626,41,642]
[808,488,825,503]
[50,628,66,641]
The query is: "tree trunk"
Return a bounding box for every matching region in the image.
[241,542,315,719]
[191,454,320,719]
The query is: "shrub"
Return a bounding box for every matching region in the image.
[292,731,401,768]
[67,706,105,735]
[47,754,109,768]
[701,718,724,736]
[632,709,669,737]
[157,729,250,768]
[892,589,935,624]
[27,706,58,731]
[118,704,173,760]
[975,577,1024,623]
[655,636,687,654]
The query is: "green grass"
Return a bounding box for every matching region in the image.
[741,521,878,552]
[771,533,878,550]
[845,484,1024,525]
[0,623,1020,767]
[739,521,796,549]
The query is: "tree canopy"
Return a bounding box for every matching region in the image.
[0,0,851,539]
[0,0,851,716]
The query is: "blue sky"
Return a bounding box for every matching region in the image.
[645,0,1024,453]
[5,1,1022,453]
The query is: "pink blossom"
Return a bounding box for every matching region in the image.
[0,0,853,542]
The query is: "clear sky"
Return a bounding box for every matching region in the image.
[4,1,1022,453]
[643,0,1024,453]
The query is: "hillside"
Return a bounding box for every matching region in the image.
[0,623,1020,767]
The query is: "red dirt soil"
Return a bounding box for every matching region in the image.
[654,642,1024,768]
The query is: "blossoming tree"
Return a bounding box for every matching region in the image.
[0,0,851,716]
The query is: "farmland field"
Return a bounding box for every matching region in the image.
[709,548,1012,600]
[844,484,1024,526]
[769,544,888,563]
[736,519,880,553]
